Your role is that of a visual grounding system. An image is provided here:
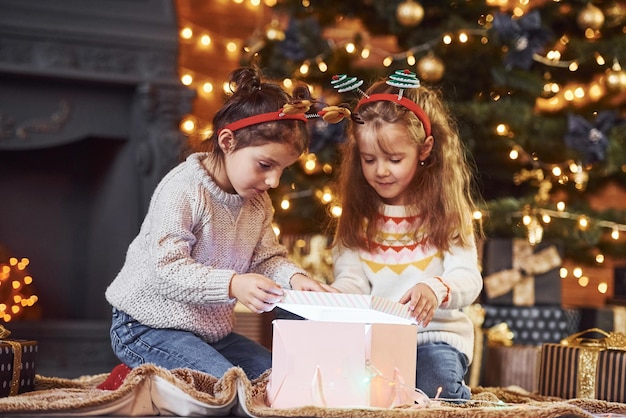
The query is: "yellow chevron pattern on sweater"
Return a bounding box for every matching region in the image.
[362,253,439,274]
[359,210,440,275]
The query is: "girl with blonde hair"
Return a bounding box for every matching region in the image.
[331,71,483,400]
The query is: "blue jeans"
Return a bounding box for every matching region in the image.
[109,308,271,380]
[416,342,470,400]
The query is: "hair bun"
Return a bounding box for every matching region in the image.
[229,67,262,95]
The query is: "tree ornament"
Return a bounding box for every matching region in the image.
[563,111,622,165]
[577,3,605,30]
[605,59,626,92]
[492,10,552,70]
[331,74,366,95]
[387,69,421,89]
[604,1,626,27]
[396,0,424,27]
[416,53,445,82]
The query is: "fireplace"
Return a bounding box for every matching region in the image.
[0,0,194,322]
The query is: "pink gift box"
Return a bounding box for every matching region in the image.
[268,291,418,409]
[276,289,417,325]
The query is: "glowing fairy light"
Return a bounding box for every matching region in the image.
[180,27,193,40]
[202,82,214,93]
[573,267,583,278]
[321,189,332,203]
[200,34,211,46]
[0,253,39,322]
[611,226,620,240]
[180,117,197,134]
[181,74,193,86]
[226,41,238,53]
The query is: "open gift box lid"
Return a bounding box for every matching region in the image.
[276,290,417,325]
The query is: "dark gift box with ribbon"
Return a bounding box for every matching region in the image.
[538,328,626,402]
[482,344,542,392]
[0,326,37,397]
[482,238,563,306]
[482,305,580,345]
[580,306,626,335]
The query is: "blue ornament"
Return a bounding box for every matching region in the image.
[493,10,552,70]
[564,111,622,165]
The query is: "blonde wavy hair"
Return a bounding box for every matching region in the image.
[332,79,482,252]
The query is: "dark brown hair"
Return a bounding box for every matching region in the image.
[200,67,309,158]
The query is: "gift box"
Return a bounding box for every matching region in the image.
[481,345,541,392]
[275,290,417,325]
[580,306,626,335]
[482,238,563,306]
[482,305,580,346]
[0,327,37,397]
[538,328,626,402]
[268,290,418,409]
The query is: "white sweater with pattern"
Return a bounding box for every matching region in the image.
[331,204,482,362]
[106,153,307,342]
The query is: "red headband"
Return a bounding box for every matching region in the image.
[355,93,432,137]
[218,110,307,134]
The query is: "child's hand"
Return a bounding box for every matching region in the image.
[399,283,438,327]
[290,274,338,292]
[229,273,284,313]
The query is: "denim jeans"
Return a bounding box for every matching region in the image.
[416,342,470,400]
[110,308,271,380]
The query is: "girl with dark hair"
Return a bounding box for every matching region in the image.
[106,67,333,380]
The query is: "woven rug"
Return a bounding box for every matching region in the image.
[0,364,625,417]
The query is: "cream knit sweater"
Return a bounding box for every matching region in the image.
[331,204,482,362]
[105,152,307,342]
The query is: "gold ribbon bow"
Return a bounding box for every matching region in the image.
[0,325,23,396]
[486,322,515,347]
[483,239,562,306]
[561,328,626,351]
[560,328,626,399]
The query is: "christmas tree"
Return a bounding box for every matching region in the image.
[239,0,626,263]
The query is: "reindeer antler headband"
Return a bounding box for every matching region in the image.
[331,70,432,137]
[219,101,350,135]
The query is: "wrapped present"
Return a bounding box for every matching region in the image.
[481,345,541,392]
[482,305,580,346]
[538,328,626,402]
[482,238,562,306]
[268,290,419,409]
[0,325,37,397]
[612,267,626,302]
[580,306,626,335]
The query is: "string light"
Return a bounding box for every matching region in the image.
[0,256,38,322]
[495,207,626,246]
[330,205,342,217]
